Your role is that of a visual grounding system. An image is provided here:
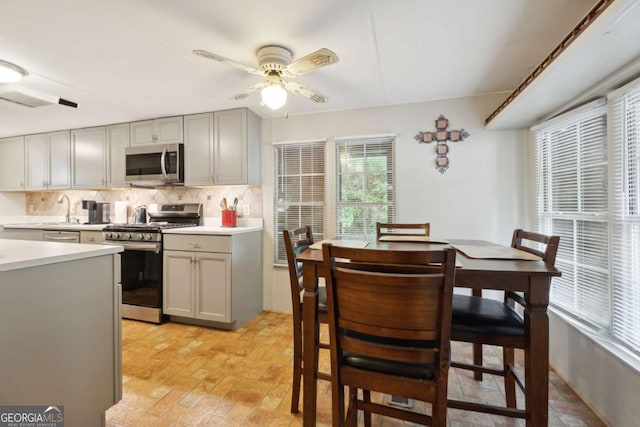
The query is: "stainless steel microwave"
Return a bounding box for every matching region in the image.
[125,143,184,185]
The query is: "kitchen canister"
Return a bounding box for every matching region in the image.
[221,209,237,227]
[114,201,128,224]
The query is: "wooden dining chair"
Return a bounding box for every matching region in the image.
[283,226,331,413]
[376,222,430,239]
[322,244,457,427]
[448,229,560,417]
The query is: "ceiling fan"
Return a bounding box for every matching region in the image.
[192,45,338,110]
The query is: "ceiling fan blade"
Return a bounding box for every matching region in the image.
[283,81,328,104]
[192,49,263,76]
[286,48,338,76]
[231,81,267,100]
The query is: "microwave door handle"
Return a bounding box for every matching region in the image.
[160,147,168,180]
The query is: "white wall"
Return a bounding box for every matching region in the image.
[261,93,529,312]
[549,311,640,426]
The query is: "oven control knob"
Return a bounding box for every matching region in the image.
[110,232,119,240]
[132,233,143,241]
[103,232,111,239]
[121,233,131,240]
[143,233,152,241]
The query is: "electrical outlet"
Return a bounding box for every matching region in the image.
[243,204,251,216]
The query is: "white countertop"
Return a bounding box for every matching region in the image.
[1,217,263,235]
[0,240,123,272]
[2,223,108,231]
[163,217,262,235]
[162,225,263,235]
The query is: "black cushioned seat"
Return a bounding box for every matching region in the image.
[451,294,524,337]
[343,351,436,380]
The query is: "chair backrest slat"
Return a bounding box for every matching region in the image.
[511,228,560,265]
[341,335,439,364]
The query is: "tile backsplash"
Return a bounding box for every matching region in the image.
[25,186,262,221]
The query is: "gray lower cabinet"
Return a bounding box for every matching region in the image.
[163,231,262,329]
[0,250,122,426]
[0,228,44,240]
[0,228,105,243]
[81,230,105,244]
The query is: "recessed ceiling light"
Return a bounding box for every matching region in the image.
[0,59,28,83]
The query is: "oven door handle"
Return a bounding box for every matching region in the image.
[104,241,161,253]
[160,147,168,180]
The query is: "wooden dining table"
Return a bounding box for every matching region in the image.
[297,238,561,427]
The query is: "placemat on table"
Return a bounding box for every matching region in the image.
[310,240,370,250]
[379,235,449,244]
[452,244,542,261]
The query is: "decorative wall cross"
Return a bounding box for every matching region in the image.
[414,115,469,173]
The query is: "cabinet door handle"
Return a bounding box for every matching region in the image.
[189,242,201,248]
[87,237,95,242]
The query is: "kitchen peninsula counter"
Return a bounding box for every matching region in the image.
[0,239,122,271]
[0,240,123,426]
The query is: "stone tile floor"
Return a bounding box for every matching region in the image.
[106,312,607,426]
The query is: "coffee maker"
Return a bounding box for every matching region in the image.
[82,200,111,224]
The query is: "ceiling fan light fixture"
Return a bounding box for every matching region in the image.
[261,83,287,110]
[0,59,28,83]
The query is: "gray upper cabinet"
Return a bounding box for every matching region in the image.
[7,109,259,191]
[184,112,214,186]
[72,126,107,189]
[0,136,25,191]
[184,108,261,186]
[106,123,130,188]
[130,116,183,145]
[25,130,71,190]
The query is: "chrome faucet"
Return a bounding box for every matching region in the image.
[57,194,71,223]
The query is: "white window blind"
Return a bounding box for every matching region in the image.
[533,100,610,330]
[273,141,325,264]
[335,135,396,239]
[609,80,640,354]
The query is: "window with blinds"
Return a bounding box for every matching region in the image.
[533,100,610,331]
[273,141,326,265]
[335,135,396,239]
[609,80,640,354]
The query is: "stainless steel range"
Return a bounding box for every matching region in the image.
[104,203,203,323]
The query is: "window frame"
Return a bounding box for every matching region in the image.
[534,87,640,357]
[334,134,396,240]
[272,140,326,265]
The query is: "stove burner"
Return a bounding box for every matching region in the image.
[103,202,202,243]
[103,222,197,230]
